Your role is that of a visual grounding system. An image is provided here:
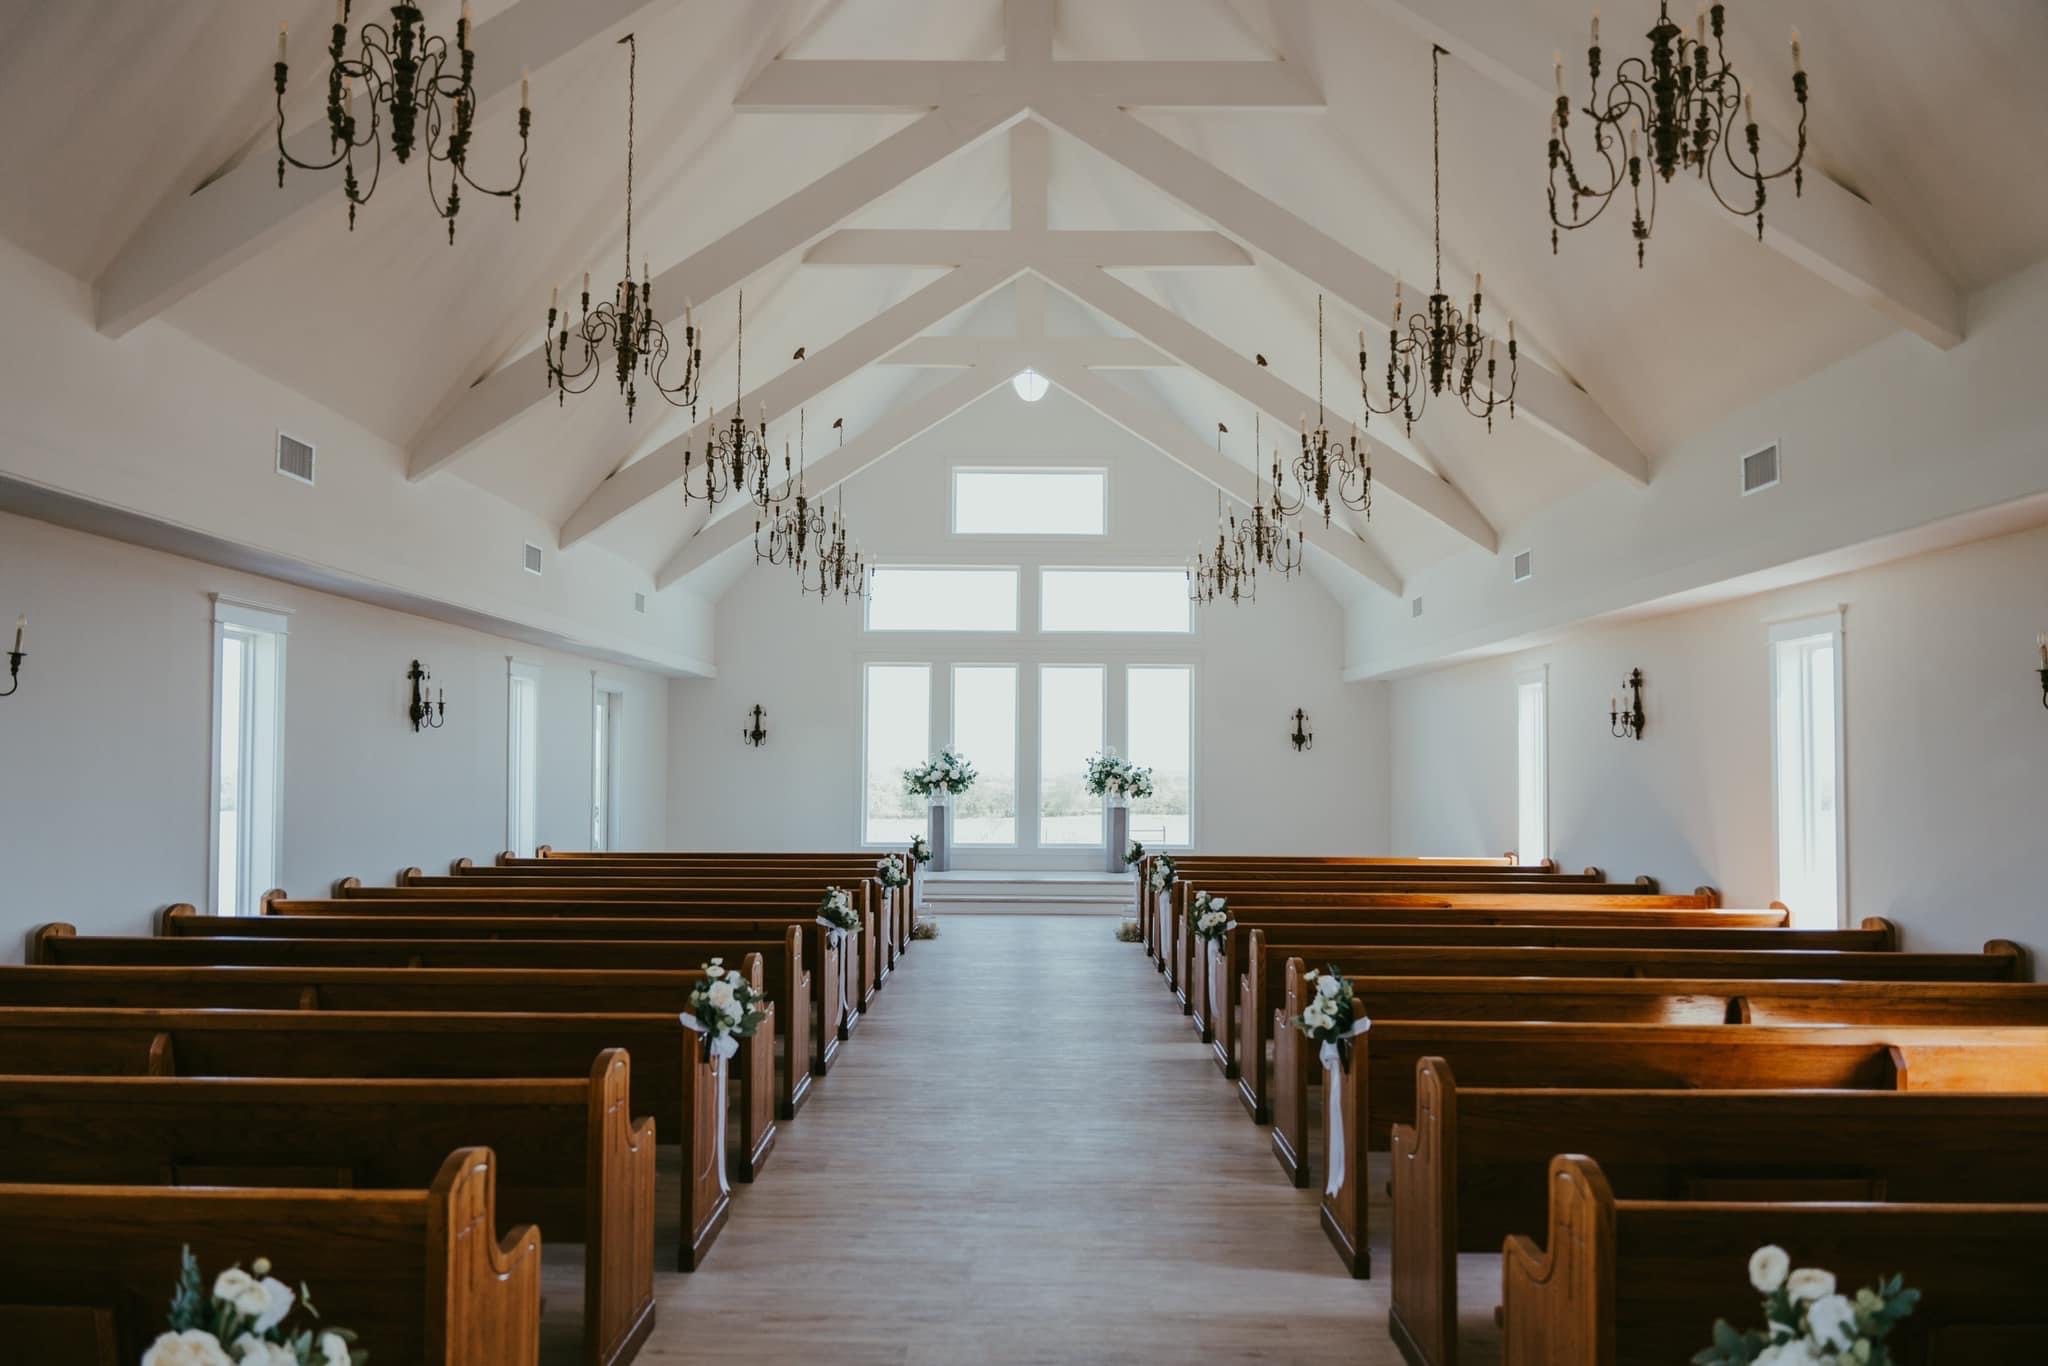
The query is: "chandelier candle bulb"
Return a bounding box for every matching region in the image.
[1555,51,1566,94]
[1791,28,1802,72]
[520,70,529,112]
[12,615,23,652]
[1591,12,1600,47]
[277,22,287,63]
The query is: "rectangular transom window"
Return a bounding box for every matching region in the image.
[1039,568,1190,634]
[953,468,1106,536]
[866,567,1019,632]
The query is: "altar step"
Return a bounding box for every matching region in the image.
[919,871,1136,916]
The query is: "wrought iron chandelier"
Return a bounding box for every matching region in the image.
[1232,418,1302,584]
[543,35,701,423]
[1295,299,1373,527]
[682,291,770,509]
[1362,47,1517,435]
[1188,485,1252,607]
[274,1,530,239]
[754,416,869,604]
[1548,4,1808,265]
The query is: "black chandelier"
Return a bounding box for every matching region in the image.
[755,416,868,605]
[1188,484,1252,607]
[1362,47,1517,435]
[543,35,701,423]
[683,291,770,509]
[274,2,531,240]
[1234,417,1303,584]
[1294,300,1372,528]
[1548,4,1808,265]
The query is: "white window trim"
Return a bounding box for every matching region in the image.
[207,595,291,916]
[1038,565,1196,636]
[863,564,1023,634]
[506,658,543,856]
[1514,665,1549,866]
[950,465,1109,538]
[1768,609,1848,928]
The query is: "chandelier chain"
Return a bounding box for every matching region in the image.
[1432,43,1442,289]
[623,34,635,285]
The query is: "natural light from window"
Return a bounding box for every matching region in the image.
[865,664,931,845]
[1771,620,1842,927]
[1040,568,1190,633]
[1516,671,1549,865]
[952,468,1106,536]
[866,567,1020,632]
[952,665,1017,844]
[1039,664,1105,845]
[1126,666,1192,846]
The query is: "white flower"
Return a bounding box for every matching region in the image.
[233,1338,299,1366]
[317,1333,352,1366]
[1316,974,1341,1000]
[720,996,743,1022]
[1805,1293,1858,1349]
[1755,1343,1826,1366]
[706,979,736,1011]
[250,1277,294,1333]
[1786,1267,1837,1303]
[212,1268,272,1321]
[143,1331,233,1366]
[1303,1001,1334,1030]
[1749,1245,1790,1293]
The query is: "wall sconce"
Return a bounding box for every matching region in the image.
[743,703,768,748]
[0,614,22,698]
[1289,707,1314,752]
[406,659,445,731]
[2038,633,2047,710]
[1610,668,1645,740]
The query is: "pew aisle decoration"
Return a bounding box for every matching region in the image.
[908,834,931,864]
[910,916,940,941]
[905,749,976,872]
[1085,751,1153,871]
[1148,854,1177,894]
[876,853,909,889]
[145,1247,364,1365]
[682,958,766,1061]
[1694,1247,1918,1366]
[1189,892,1234,943]
[1115,917,1144,943]
[1124,838,1145,867]
[816,887,862,1024]
[1296,967,1370,1197]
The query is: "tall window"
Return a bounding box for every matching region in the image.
[952,665,1017,844]
[1515,668,1549,865]
[591,683,623,851]
[1771,615,1845,927]
[210,598,288,916]
[1126,666,1192,846]
[506,660,541,858]
[1039,664,1105,845]
[864,664,931,845]
[953,468,1106,535]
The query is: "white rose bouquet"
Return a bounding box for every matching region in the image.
[904,748,977,798]
[1147,854,1177,894]
[1189,892,1234,944]
[145,1247,364,1366]
[817,886,861,939]
[908,834,932,865]
[684,957,766,1061]
[1693,1247,1919,1365]
[876,853,909,889]
[1294,966,1358,1047]
[1082,750,1155,803]
[1124,838,1145,867]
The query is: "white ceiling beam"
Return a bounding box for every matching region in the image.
[881,335,1171,369]
[1039,259,1498,553]
[734,61,1322,113]
[94,0,659,340]
[803,227,1250,268]
[1004,0,1056,66]
[1043,362,1402,596]
[408,99,1025,479]
[656,368,1006,587]
[1364,0,1963,350]
[1036,95,1650,488]
[560,260,1013,547]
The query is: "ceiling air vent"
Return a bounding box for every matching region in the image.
[1411,596,1425,619]
[1513,549,1534,583]
[1742,442,1781,495]
[275,432,315,485]
[522,543,544,576]
[633,592,647,615]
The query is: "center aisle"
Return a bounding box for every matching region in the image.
[646,913,1409,1365]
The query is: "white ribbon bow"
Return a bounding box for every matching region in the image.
[1320,1016,1373,1198]
[680,1012,735,1197]
[818,917,857,1031]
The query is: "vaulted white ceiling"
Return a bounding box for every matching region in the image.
[5,0,2044,609]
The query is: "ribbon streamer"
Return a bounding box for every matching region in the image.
[818,917,857,1033]
[679,1011,734,1196]
[1320,1016,1373,1197]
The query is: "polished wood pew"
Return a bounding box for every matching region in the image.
[0,1054,654,1366]
[0,956,788,1159]
[0,1146,540,1365]
[1391,1066,2048,1366]
[1226,921,1903,1116]
[1305,1013,2048,1276]
[1502,1155,2048,1365]
[33,920,826,1110]
[0,1003,753,1270]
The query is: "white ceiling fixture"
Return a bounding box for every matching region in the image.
[1010,368,1050,402]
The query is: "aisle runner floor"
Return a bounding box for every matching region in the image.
[545,914,1497,1364]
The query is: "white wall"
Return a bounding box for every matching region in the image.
[0,510,669,960]
[667,385,1391,857]
[1388,522,2048,957]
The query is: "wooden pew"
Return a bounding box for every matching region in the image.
[0,1003,752,1270]
[1391,1065,2048,1366]
[0,1053,655,1366]
[1305,1013,2048,1276]
[1501,1155,2048,1365]
[1227,921,1903,1116]
[0,1147,540,1365]
[31,921,824,1112]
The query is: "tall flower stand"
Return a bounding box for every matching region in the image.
[928,797,951,873]
[1106,802,1129,874]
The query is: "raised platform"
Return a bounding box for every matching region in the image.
[921,870,1135,915]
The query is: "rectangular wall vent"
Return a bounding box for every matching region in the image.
[1742,442,1781,495]
[522,543,544,575]
[1513,549,1534,582]
[1411,596,1424,619]
[275,432,315,485]
[633,592,647,614]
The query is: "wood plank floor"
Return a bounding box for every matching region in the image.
[548,914,1499,1364]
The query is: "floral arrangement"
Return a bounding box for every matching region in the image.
[910,917,940,941]
[1294,966,1359,1045]
[144,1247,363,1366]
[817,886,860,938]
[1147,854,1177,894]
[1189,892,1234,944]
[1114,918,1144,943]
[683,957,766,1061]
[908,834,931,865]
[876,853,909,889]
[1124,838,1145,867]
[1693,1248,1919,1366]
[904,749,976,798]
[1083,749,1154,803]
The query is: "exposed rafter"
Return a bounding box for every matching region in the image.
[95,0,661,340]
